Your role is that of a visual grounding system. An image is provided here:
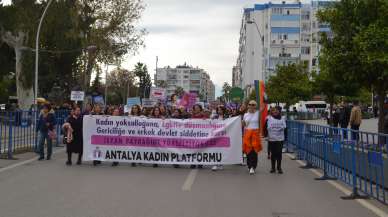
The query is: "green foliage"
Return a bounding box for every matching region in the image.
[174,86,184,97]
[107,68,137,104]
[318,0,388,132]
[222,82,231,102]
[133,62,152,99]
[266,63,312,108]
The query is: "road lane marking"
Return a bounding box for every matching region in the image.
[0,148,65,174]
[182,169,198,191]
[287,154,388,217]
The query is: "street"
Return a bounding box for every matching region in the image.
[0,147,386,217]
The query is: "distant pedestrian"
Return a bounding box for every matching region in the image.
[128,104,142,167]
[63,106,83,165]
[349,101,362,141]
[36,104,56,160]
[190,104,209,169]
[242,100,262,175]
[332,105,340,128]
[264,107,286,174]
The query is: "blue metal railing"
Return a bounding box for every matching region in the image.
[0,110,70,159]
[286,120,388,204]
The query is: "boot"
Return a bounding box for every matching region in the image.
[270,159,276,173]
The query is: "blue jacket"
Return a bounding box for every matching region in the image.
[37,113,56,132]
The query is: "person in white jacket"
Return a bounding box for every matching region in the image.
[264,107,286,174]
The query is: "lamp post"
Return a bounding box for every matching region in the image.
[35,0,54,109]
[104,49,123,106]
[247,19,265,82]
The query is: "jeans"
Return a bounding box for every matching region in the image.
[38,131,52,158]
[351,125,360,141]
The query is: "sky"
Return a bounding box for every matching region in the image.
[124,0,265,97]
[2,0,283,97]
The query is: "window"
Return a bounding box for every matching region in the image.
[312,58,317,66]
[287,10,290,15]
[272,8,283,14]
[283,34,288,40]
[301,47,310,55]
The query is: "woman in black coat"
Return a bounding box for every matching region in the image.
[64,106,83,165]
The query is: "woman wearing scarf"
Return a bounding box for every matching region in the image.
[242,100,262,175]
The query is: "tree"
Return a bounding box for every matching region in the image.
[155,80,167,88]
[0,0,42,109]
[266,63,312,110]
[318,0,388,133]
[0,0,146,108]
[174,86,184,97]
[107,68,137,104]
[222,82,231,102]
[133,62,152,99]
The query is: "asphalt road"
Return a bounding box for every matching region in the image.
[0,147,386,217]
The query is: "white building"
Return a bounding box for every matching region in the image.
[155,64,215,102]
[234,1,333,92]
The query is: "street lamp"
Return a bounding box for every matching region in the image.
[35,0,54,109]
[104,49,123,106]
[247,19,265,82]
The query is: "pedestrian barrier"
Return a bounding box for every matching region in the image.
[0,110,70,159]
[286,120,388,204]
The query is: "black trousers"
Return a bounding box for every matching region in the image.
[247,150,258,169]
[67,151,82,162]
[351,125,360,141]
[269,141,283,170]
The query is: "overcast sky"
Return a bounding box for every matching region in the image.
[2,0,279,96]
[125,0,266,96]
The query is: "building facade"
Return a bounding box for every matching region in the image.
[155,64,215,102]
[234,1,332,91]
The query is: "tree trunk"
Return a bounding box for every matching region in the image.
[14,47,34,110]
[377,90,385,134]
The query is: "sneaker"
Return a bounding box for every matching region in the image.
[46,156,51,160]
[153,164,158,168]
[198,165,203,169]
[211,165,218,171]
[190,165,196,169]
[249,168,255,175]
[278,169,283,174]
[270,169,276,173]
[66,161,72,166]
[38,157,44,161]
[76,160,82,165]
[112,162,119,167]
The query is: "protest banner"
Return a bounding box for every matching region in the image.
[127,97,141,107]
[83,116,242,165]
[150,87,166,100]
[179,92,197,109]
[142,99,157,108]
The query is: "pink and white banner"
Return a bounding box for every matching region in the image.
[83,116,242,165]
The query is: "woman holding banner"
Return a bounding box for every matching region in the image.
[242,100,262,175]
[150,107,164,168]
[211,106,228,171]
[111,108,121,167]
[128,104,142,167]
[92,104,104,166]
[190,104,209,169]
